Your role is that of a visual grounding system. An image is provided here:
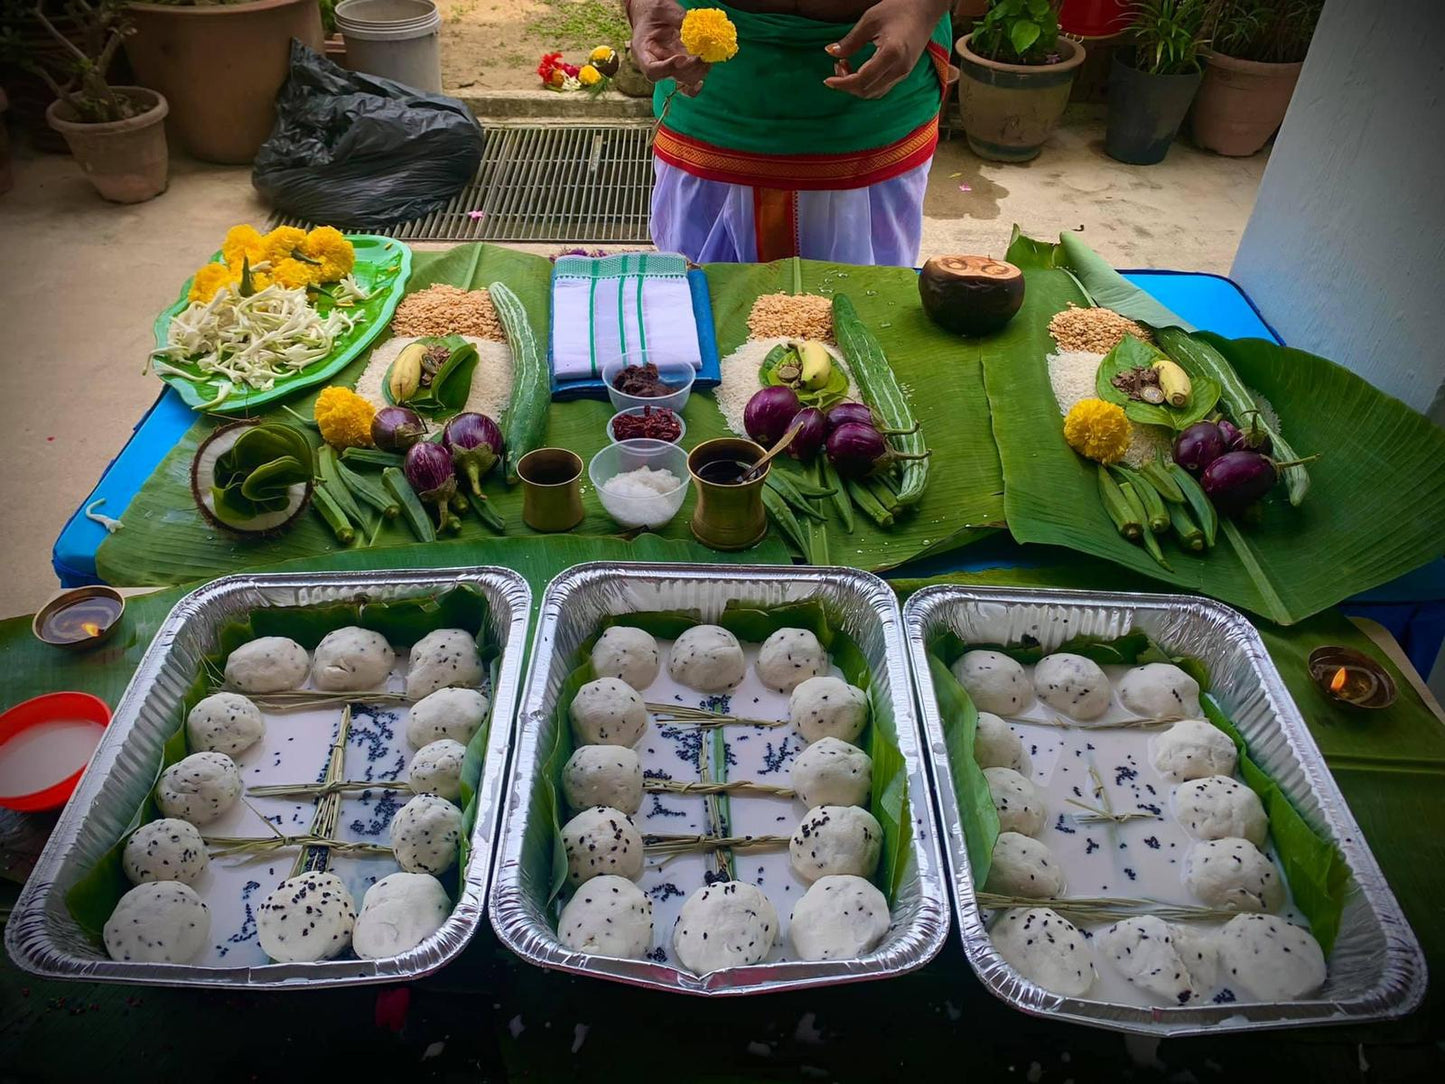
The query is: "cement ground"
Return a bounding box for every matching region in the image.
[0,110,1265,619]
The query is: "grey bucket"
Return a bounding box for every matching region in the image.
[336,0,443,94]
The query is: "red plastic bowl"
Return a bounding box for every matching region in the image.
[0,692,111,812]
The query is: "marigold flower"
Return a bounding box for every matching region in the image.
[578,64,602,86]
[271,257,319,290]
[263,225,309,266]
[681,8,738,63]
[314,386,376,449]
[301,225,355,283]
[188,262,237,303]
[221,224,267,269]
[1063,398,1132,464]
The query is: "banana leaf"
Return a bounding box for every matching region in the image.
[1055,230,1194,332]
[1095,334,1221,430]
[97,247,1000,586]
[986,240,1445,626]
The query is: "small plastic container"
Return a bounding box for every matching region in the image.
[606,405,687,445]
[600,350,696,414]
[588,439,690,529]
[0,692,111,811]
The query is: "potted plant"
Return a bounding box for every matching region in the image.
[123,0,324,165]
[957,0,1087,162]
[0,0,169,202]
[1190,0,1322,156]
[1104,0,1212,164]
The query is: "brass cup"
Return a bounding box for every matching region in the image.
[518,448,584,532]
[687,437,770,551]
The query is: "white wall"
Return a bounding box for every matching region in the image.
[1231,0,1445,424]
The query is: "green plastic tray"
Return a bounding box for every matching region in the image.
[150,234,412,414]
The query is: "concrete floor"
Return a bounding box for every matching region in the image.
[0,116,1264,619]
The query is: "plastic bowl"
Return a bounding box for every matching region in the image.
[588,439,690,529]
[606,405,687,445]
[600,350,696,414]
[0,692,111,812]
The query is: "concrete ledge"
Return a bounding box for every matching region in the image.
[451,88,653,123]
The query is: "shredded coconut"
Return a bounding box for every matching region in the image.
[599,466,685,528]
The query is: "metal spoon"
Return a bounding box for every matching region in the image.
[739,424,800,483]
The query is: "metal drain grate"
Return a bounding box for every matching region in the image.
[271,122,656,245]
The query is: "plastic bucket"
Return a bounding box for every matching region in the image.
[335,0,442,93]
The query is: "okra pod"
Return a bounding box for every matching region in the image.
[1168,501,1205,552]
[863,476,902,514]
[382,467,436,543]
[1114,465,1169,534]
[1141,453,1185,503]
[845,479,894,528]
[335,458,400,519]
[311,481,356,545]
[1166,461,1218,548]
[1119,481,1172,568]
[807,517,830,566]
[467,492,506,533]
[766,474,826,521]
[761,487,808,558]
[1097,465,1142,541]
[341,447,405,470]
[317,447,365,526]
[774,469,835,499]
[819,457,854,532]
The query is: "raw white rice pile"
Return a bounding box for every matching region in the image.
[713,337,856,438]
[1047,350,1171,468]
[355,336,514,422]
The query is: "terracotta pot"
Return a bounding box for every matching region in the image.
[46,86,169,203]
[125,0,324,164]
[1189,50,1304,157]
[1105,55,1203,165]
[956,34,1086,162]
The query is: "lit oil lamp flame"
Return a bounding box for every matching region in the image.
[1330,667,1348,695]
[81,621,103,638]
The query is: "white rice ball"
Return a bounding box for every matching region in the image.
[155,751,241,825]
[562,805,644,886]
[790,675,869,744]
[390,794,463,875]
[103,881,210,963]
[1152,718,1238,783]
[952,650,1032,715]
[667,624,746,692]
[1098,915,1218,1006]
[311,626,395,691]
[590,626,661,691]
[755,627,828,693]
[984,831,1064,898]
[789,874,891,961]
[562,745,644,814]
[352,872,451,959]
[1174,775,1268,846]
[405,628,483,699]
[974,711,1029,773]
[257,871,357,963]
[1034,652,1112,720]
[122,818,209,886]
[406,687,489,748]
[991,907,1095,996]
[789,804,883,883]
[790,736,872,808]
[985,766,1046,836]
[224,636,308,693]
[1119,662,1202,719]
[1183,837,1285,912]
[407,738,468,801]
[1217,914,1327,1000]
[185,692,265,758]
[673,880,777,973]
[558,874,653,959]
[569,677,647,747]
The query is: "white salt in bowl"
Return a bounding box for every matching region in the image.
[600,350,696,414]
[588,439,689,529]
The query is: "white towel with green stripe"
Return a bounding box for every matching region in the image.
[551,253,702,381]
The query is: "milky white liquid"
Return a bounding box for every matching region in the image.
[0,720,104,797]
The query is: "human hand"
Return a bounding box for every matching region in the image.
[824,0,943,100]
[629,0,711,96]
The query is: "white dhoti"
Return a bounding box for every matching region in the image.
[649,156,934,268]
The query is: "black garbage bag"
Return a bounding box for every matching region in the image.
[253,40,484,228]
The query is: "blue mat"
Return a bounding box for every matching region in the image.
[51,269,1445,677]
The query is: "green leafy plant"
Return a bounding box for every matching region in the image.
[1125,0,1215,75]
[970,0,1065,65]
[0,0,138,122]
[1213,0,1323,64]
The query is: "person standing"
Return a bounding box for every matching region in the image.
[628,0,954,266]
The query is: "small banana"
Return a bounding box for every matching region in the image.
[1152,358,1192,408]
[388,343,426,403]
[798,340,833,392]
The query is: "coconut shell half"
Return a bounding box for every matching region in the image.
[191,420,313,536]
[919,255,1025,337]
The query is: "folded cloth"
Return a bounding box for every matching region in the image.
[550,253,703,382]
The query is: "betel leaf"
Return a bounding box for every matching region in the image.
[1202,697,1349,954]
[1095,334,1221,430]
[392,334,481,415]
[211,423,314,522]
